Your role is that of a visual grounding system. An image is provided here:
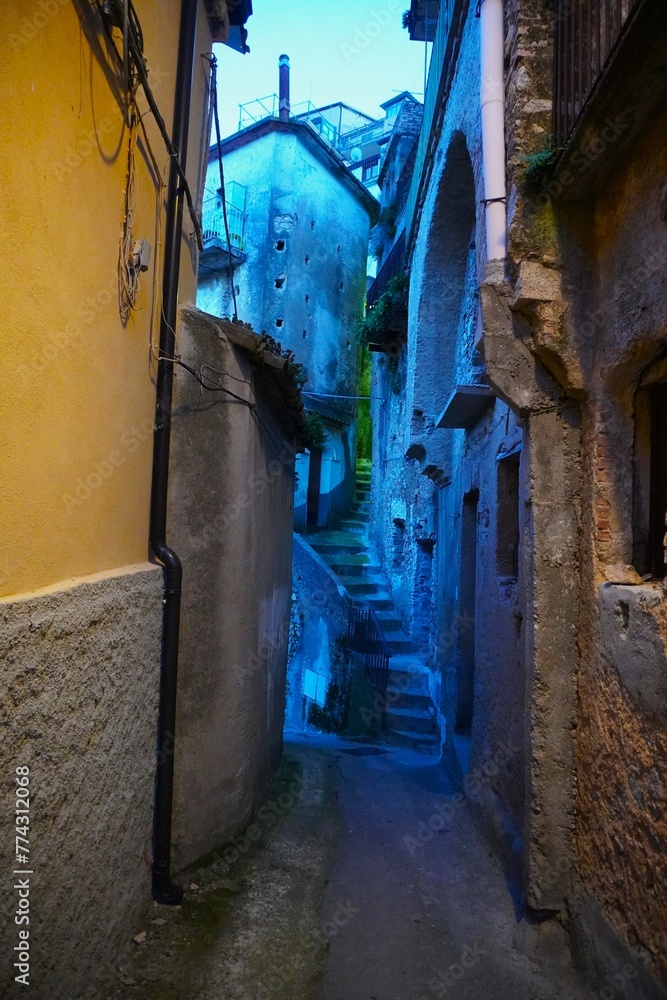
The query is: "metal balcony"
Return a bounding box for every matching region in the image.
[554,0,642,147]
[199,195,247,272]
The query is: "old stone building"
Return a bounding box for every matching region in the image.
[366,0,667,994]
[197,59,377,532]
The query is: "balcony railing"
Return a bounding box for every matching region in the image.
[367,232,406,309]
[201,196,246,252]
[404,0,461,250]
[554,0,641,146]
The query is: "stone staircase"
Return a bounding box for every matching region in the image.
[306,459,439,752]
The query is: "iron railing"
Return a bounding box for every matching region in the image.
[346,601,391,698]
[201,196,246,251]
[554,0,641,147]
[367,231,406,309]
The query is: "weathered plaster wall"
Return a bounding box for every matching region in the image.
[570,104,667,989]
[0,0,210,598]
[168,309,295,871]
[0,564,162,999]
[198,131,369,400]
[286,534,349,730]
[198,128,370,525]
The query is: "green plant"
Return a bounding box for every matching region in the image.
[523,138,560,190]
[357,269,409,343]
[379,202,398,240]
[303,412,326,450]
[261,332,309,388]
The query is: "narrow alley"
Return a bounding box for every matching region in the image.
[116,733,591,1000]
[2,1,667,997]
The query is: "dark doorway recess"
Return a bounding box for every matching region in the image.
[306,449,322,527]
[457,489,479,734]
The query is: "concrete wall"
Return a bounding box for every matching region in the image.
[168,309,296,870]
[0,565,162,998]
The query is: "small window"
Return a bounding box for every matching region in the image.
[496,452,520,579]
[634,361,667,578]
[362,158,380,182]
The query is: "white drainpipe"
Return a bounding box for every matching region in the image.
[480,0,507,262]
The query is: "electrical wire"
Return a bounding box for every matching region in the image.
[119,107,140,323]
[204,53,239,321]
[95,0,203,250]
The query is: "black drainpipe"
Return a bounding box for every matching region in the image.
[150,0,198,906]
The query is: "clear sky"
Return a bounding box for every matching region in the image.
[215,0,431,137]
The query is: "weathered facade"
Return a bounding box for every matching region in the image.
[0,3,307,997]
[368,0,667,994]
[197,99,378,533]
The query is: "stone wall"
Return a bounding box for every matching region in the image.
[0,564,162,999]
[168,309,296,871]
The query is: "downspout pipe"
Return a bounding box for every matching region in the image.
[480,0,507,262]
[150,0,198,906]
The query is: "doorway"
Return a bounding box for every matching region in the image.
[306,449,322,528]
[457,489,479,734]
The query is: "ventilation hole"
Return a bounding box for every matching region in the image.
[304,255,310,264]
[339,281,344,289]
[303,329,307,339]
[276,240,286,251]
[275,276,286,288]
[305,294,310,302]
[310,220,315,229]
[337,245,341,253]
[276,318,284,328]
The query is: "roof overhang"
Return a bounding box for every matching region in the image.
[204,0,253,53]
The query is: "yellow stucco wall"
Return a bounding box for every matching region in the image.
[0,0,212,599]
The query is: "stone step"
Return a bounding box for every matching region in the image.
[337,576,385,595]
[310,538,367,557]
[356,460,372,470]
[356,476,371,487]
[350,502,370,515]
[385,685,434,712]
[386,632,413,654]
[386,728,439,752]
[339,519,368,535]
[363,593,394,611]
[385,705,437,735]
[325,557,380,577]
[374,612,405,633]
[356,489,370,501]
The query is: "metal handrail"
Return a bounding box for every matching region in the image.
[346,599,391,698]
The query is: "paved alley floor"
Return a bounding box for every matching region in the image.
[113,732,591,1000]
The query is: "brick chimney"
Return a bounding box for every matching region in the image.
[279,54,290,121]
